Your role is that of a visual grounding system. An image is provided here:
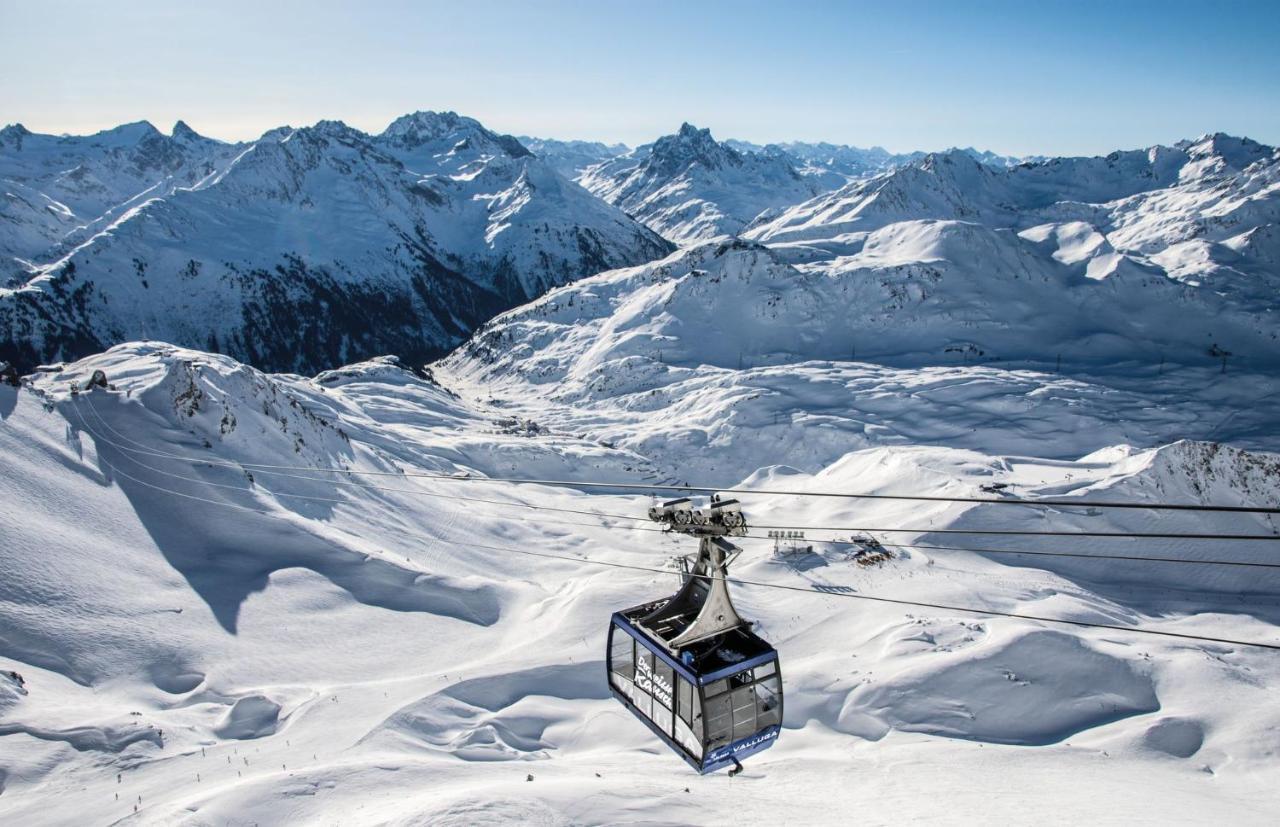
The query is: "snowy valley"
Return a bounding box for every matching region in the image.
[1,115,1279,825]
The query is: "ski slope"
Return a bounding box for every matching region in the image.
[1,344,1278,824]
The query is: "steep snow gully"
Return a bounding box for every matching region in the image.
[1,120,1279,824]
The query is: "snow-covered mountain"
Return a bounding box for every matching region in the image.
[0,114,671,374]
[3,336,1279,823]
[438,238,1280,484]
[436,132,1280,483]
[3,124,1280,824]
[517,136,629,178]
[747,134,1278,254]
[0,121,245,271]
[725,139,1037,182]
[578,123,826,245]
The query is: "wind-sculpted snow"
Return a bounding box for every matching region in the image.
[842,629,1160,745]
[214,695,282,740]
[2,343,1279,823]
[367,662,609,761]
[0,720,165,753]
[0,114,671,374]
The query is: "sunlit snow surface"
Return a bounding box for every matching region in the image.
[1,344,1278,825]
[3,125,1280,824]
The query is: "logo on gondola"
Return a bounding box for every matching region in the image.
[708,728,778,761]
[635,657,673,707]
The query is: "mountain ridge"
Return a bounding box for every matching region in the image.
[578,122,824,245]
[0,113,672,374]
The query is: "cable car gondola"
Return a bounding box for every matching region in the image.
[607,497,782,774]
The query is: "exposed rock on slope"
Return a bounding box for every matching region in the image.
[0,114,672,374]
[579,123,825,245]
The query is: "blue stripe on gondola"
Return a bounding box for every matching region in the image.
[701,725,782,772]
[609,612,778,686]
[609,684,782,774]
[697,651,777,685]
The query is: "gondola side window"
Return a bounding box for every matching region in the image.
[756,675,782,728]
[703,690,734,748]
[673,674,703,759]
[609,627,635,684]
[633,648,654,718]
[731,684,759,739]
[677,676,694,726]
[647,658,675,735]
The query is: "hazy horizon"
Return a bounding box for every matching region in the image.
[3,0,1279,157]
[3,113,1272,162]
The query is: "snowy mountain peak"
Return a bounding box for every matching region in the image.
[0,122,31,141]
[93,120,163,145]
[1183,132,1273,170]
[919,147,989,172]
[648,122,743,174]
[380,110,531,158]
[578,123,818,244]
[307,118,363,139]
[256,125,295,143]
[381,110,475,143]
[169,120,208,143]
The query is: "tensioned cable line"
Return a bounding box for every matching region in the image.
[467,540,1280,652]
[71,397,1280,607]
[72,416,671,543]
[74,404,1280,576]
[798,537,1280,570]
[71,395,1280,557]
[78,409,1280,573]
[67,430,1280,653]
[750,522,1280,542]
[75,392,1280,515]
[70,393,1280,541]
[455,480,1280,515]
[71,394,653,527]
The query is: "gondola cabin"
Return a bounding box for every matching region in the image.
[608,605,782,773]
[606,497,783,774]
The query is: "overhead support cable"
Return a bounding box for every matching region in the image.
[74,394,1280,515]
[65,400,1280,652]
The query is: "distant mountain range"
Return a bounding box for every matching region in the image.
[515,136,628,178]
[523,133,1036,184]
[3,114,1276,381]
[549,125,1042,244]
[576,123,826,244]
[0,114,670,373]
[450,131,1280,388]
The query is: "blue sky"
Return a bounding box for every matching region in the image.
[2,0,1278,155]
